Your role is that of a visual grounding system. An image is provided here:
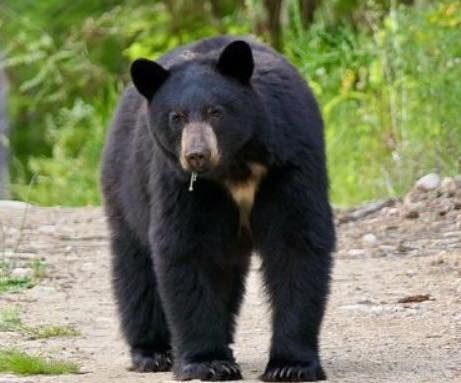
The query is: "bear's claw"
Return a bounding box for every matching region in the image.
[130,350,172,372]
[260,363,326,382]
[176,360,242,381]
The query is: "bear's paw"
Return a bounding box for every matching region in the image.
[130,349,172,372]
[176,360,242,381]
[260,362,326,382]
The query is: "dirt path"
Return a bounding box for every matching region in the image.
[0,181,460,382]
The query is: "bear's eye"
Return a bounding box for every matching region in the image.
[206,106,224,119]
[169,111,186,125]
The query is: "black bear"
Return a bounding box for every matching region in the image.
[101,36,335,382]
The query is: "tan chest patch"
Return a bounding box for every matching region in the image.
[224,163,267,229]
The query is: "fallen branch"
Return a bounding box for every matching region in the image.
[337,198,397,224]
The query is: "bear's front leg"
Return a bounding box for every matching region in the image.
[150,184,243,381]
[153,245,242,381]
[252,168,335,382]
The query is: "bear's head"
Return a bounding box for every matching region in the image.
[130,40,264,179]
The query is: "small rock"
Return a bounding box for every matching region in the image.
[38,225,57,235]
[362,233,377,245]
[440,177,457,196]
[404,209,419,219]
[0,200,32,209]
[385,207,399,217]
[379,245,396,254]
[397,241,414,253]
[415,173,441,191]
[356,299,375,305]
[10,267,33,279]
[347,248,366,257]
[81,262,94,272]
[30,286,56,297]
[403,200,425,214]
[397,294,432,304]
[403,190,418,205]
[454,175,461,187]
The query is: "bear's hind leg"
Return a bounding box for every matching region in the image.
[110,216,171,372]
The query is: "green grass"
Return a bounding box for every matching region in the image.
[0,308,80,339]
[28,325,80,339]
[30,260,47,280]
[0,308,23,332]
[0,276,33,294]
[0,349,79,375]
[0,260,47,294]
[285,1,461,205]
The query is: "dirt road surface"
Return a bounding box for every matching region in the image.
[0,181,460,382]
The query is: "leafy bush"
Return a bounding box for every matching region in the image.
[286,0,461,204]
[2,0,251,205]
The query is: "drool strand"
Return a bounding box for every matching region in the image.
[189,172,198,192]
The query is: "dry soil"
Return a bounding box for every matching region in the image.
[0,181,460,383]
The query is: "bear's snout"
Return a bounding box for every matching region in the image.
[184,148,211,171]
[180,122,219,172]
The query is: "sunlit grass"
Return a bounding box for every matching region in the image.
[0,349,79,375]
[0,308,80,339]
[28,325,80,339]
[30,260,47,280]
[0,260,47,294]
[0,308,23,331]
[0,276,33,294]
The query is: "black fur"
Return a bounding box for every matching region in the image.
[101,36,335,381]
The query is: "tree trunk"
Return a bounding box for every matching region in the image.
[299,0,321,28]
[263,0,283,51]
[0,67,9,199]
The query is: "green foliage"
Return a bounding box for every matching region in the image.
[30,259,47,280]
[0,275,33,294]
[0,259,46,294]
[0,349,79,375]
[286,0,461,204]
[0,307,80,339]
[2,0,251,206]
[0,308,23,331]
[1,0,460,206]
[28,324,80,339]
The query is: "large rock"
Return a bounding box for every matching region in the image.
[440,177,457,196]
[10,267,33,279]
[415,173,441,192]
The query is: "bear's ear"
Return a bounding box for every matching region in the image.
[130,59,169,100]
[217,40,254,84]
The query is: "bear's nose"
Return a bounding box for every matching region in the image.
[185,149,211,171]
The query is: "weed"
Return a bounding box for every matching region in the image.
[29,259,47,280]
[0,276,33,294]
[0,308,23,331]
[28,325,80,339]
[0,348,79,375]
[0,308,80,339]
